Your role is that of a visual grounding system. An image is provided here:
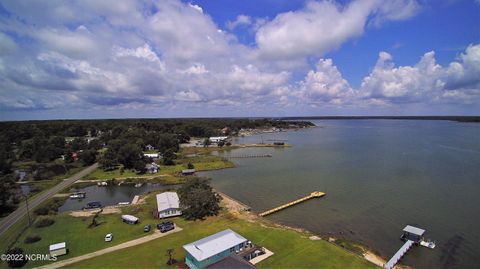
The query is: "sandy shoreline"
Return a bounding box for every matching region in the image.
[218,191,391,268]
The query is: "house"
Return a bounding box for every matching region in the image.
[156,192,182,218]
[209,136,228,143]
[181,169,196,175]
[145,162,159,173]
[183,229,248,269]
[49,242,67,257]
[221,127,230,135]
[145,144,155,151]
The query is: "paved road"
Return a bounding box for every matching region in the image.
[35,226,182,269]
[0,163,99,236]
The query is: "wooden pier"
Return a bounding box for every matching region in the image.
[259,191,325,217]
[226,154,272,159]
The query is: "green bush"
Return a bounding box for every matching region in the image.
[24,235,42,244]
[34,217,55,228]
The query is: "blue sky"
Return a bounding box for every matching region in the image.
[0,0,479,120]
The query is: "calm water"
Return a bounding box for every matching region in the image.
[58,183,173,212]
[201,120,480,269]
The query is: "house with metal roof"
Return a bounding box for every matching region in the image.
[156,192,182,218]
[183,229,248,269]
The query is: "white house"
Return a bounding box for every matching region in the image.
[145,144,155,151]
[49,242,67,257]
[156,192,182,218]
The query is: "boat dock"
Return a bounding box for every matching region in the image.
[384,225,435,269]
[226,154,272,159]
[259,191,325,217]
[385,240,414,269]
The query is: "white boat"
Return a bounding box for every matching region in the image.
[69,192,86,199]
[134,183,143,188]
[97,181,108,186]
[118,202,130,205]
[420,239,436,249]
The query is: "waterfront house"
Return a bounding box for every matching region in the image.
[183,229,248,269]
[156,192,182,218]
[209,136,228,143]
[49,242,67,257]
[181,169,196,175]
[145,162,159,173]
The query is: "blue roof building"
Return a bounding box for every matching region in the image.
[183,229,248,269]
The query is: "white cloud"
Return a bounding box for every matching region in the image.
[256,0,420,60]
[298,59,353,105]
[226,15,252,30]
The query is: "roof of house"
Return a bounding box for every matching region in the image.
[208,254,256,269]
[49,242,66,251]
[403,225,425,236]
[183,229,247,262]
[156,192,180,212]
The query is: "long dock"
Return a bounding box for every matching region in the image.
[385,240,414,269]
[226,154,272,159]
[259,191,325,217]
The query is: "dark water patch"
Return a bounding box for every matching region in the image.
[440,235,464,269]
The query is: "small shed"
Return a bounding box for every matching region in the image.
[49,242,67,257]
[121,215,139,224]
[181,169,196,175]
[401,225,425,243]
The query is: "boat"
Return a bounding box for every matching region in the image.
[97,181,108,186]
[69,192,86,199]
[420,239,436,249]
[134,183,143,188]
[118,202,130,205]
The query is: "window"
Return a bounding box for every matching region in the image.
[230,247,235,252]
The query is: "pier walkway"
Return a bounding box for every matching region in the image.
[385,240,414,269]
[226,154,272,159]
[259,191,325,217]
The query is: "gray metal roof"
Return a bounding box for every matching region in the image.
[403,225,425,236]
[183,229,247,261]
[49,242,66,251]
[156,192,180,212]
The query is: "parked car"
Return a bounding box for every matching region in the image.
[105,233,113,242]
[144,224,151,232]
[157,221,175,233]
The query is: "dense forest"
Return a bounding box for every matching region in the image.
[0,118,314,216]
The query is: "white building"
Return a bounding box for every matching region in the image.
[144,153,160,159]
[49,242,67,257]
[156,192,182,218]
[209,136,228,143]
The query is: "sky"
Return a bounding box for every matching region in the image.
[0,0,479,120]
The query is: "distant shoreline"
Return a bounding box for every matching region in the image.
[278,116,480,123]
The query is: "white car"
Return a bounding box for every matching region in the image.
[105,233,113,242]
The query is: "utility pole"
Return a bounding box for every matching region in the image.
[24,193,32,227]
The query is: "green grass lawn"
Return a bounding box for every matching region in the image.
[65,212,379,269]
[2,189,379,269]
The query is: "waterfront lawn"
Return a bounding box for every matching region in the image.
[66,212,379,269]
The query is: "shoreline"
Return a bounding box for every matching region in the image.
[218,191,389,268]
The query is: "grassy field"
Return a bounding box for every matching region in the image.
[2,189,379,269]
[85,154,234,181]
[65,212,379,269]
